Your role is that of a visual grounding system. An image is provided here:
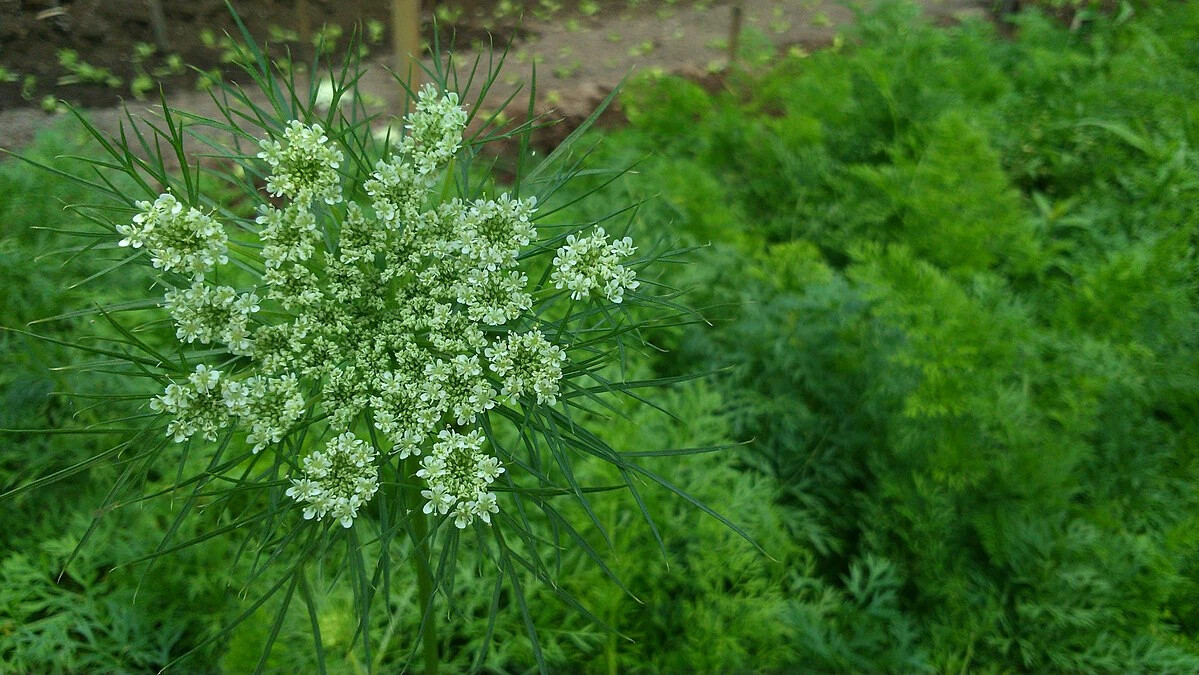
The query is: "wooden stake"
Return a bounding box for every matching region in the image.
[392,0,422,105]
[728,0,744,66]
[296,0,312,44]
[146,0,169,52]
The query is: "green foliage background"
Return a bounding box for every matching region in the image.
[3,1,1199,671]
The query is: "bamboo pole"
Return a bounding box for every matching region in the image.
[146,0,169,52]
[728,0,744,66]
[296,0,312,44]
[392,0,422,104]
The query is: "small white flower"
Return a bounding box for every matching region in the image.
[475,492,499,523]
[550,227,640,303]
[287,432,379,527]
[118,193,228,280]
[417,428,503,529]
[401,84,468,177]
[258,120,344,206]
[485,330,567,405]
[151,364,231,443]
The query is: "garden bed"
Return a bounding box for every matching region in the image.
[0,0,584,112]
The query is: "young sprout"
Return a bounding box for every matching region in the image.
[555,60,583,79]
[21,75,37,100]
[535,0,563,20]
[366,18,386,44]
[268,24,301,43]
[494,0,518,20]
[39,95,62,114]
[434,5,464,23]
[628,40,655,57]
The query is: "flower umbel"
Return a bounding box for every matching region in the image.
[417,429,504,529]
[40,27,710,673]
[223,374,306,453]
[550,226,640,303]
[257,120,345,206]
[286,432,380,527]
[403,84,469,177]
[127,89,642,537]
[486,330,568,405]
[117,193,228,279]
[164,283,260,356]
[150,364,230,443]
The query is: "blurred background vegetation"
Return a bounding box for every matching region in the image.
[3,0,1199,671]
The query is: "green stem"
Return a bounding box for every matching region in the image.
[404,457,439,675]
[605,490,618,675]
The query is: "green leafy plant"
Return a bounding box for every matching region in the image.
[2,9,750,673]
[575,1,1199,670]
[55,49,121,88]
[312,23,344,56]
[20,75,37,101]
[268,24,301,44]
[434,5,464,24]
[39,96,63,114]
[366,19,386,45]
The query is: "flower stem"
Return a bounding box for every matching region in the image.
[405,458,439,675]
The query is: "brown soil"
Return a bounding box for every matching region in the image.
[0,0,990,155]
[0,0,575,112]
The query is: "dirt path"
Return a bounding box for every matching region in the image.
[0,0,988,153]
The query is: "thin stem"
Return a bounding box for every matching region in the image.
[403,456,440,674]
[605,495,618,675]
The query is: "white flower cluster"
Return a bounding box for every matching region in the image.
[151,364,230,443]
[459,194,538,269]
[486,330,567,405]
[417,429,504,528]
[136,85,642,530]
[455,268,532,326]
[425,354,497,427]
[150,365,306,454]
[258,120,344,206]
[364,156,423,228]
[117,193,228,279]
[256,205,318,268]
[402,84,469,177]
[551,227,640,303]
[164,283,260,356]
[285,432,380,527]
[370,343,442,459]
[223,374,306,452]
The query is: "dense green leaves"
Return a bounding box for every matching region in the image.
[594,1,1199,670]
[5,0,1199,671]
